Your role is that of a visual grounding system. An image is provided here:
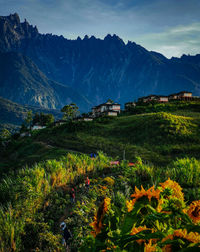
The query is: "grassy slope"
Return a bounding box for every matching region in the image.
[1,102,200,251]
[1,106,200,172]
[35,111,200,163]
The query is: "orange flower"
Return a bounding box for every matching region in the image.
[131,185,160,202]
[127,185,160,211]
[144,239,157,252]
[159,178,184,200]
[187,200,200,223]
[126,199,136,212]
[157,198,164,212]
[130,226,151,245]
[90,215,103,237]
[104,197,111,212]
[162,229,200,244]
[90,197,111,237]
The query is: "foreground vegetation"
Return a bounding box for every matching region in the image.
[84,178,200,251]
[1,101,200,251]
[1,152,200,251]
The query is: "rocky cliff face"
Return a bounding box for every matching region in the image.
[0,13,200,109]
[0,51,90,110]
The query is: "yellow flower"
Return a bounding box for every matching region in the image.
[157,198,164,212]
[90,197,111,237]
[128,185,160,211]
[162,229,200,244]
[90,215,102,237]
[131,185,160,201]
[104,197,111,212]
[126,199,136,212]
[187,200,200,223]
[159,178,184,200]
[144,239,157,252]
[130,226,151,245]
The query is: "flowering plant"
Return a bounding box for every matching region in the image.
[81,179,200,251]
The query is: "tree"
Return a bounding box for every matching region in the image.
[0,129,11,140]
[107,99,114,104]
[61,103,79,120]
[25,110,33,131]
[20,123,28,133]
[32,113,54,126]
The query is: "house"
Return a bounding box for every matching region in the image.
[177,91,192,100]
[138,95,168,103]
[20,132,31,137]
[53,120,67,127]
[168,91,192,101]
[125,102,136,110]
[92,101,121,117]
[137,91,194,104]
[75,116,93,122]
[31,125,46,130]
[157,96,169,102]
[138,95,157,103]
[168,93,178,100]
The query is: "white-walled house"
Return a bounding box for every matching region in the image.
[92,101,121,117]
[32,125,46,130]
[168,91,192,100]
[138,95,168,103]
[138,91,193,103]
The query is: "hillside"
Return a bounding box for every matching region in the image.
[0,97,63,130]
[0,13,200,110]
[0,51,90,111]
[1,102,200,172]
[1,103,200,251]
[1,148,200,251]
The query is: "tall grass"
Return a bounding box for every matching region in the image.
[0,152,111,251]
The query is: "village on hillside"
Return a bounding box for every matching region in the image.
[19,90,199,136]
[74,91,198,122]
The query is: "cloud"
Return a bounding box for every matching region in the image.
[0,0,200,57]
[134,23,200,58]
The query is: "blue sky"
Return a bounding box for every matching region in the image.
[1,0,200,58]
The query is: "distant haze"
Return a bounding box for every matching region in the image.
[1,0,200,58]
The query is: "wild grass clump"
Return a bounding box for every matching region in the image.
[167,157,200,188]
[1,149,200,251]
[0,151,111,251]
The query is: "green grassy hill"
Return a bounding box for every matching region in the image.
[1,102,200,171]
[1,102,200,251]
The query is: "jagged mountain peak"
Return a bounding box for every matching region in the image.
[104,33,125,45]
[0,13,20,23]
[0,13,200,111]
[0,13,39,51]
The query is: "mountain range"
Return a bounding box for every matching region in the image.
[0,13,200,112]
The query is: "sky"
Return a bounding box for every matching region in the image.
[1,0,200,58]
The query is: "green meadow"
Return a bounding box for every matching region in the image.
[1,101,200,251]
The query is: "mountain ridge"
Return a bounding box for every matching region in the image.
[0,13,200,110]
